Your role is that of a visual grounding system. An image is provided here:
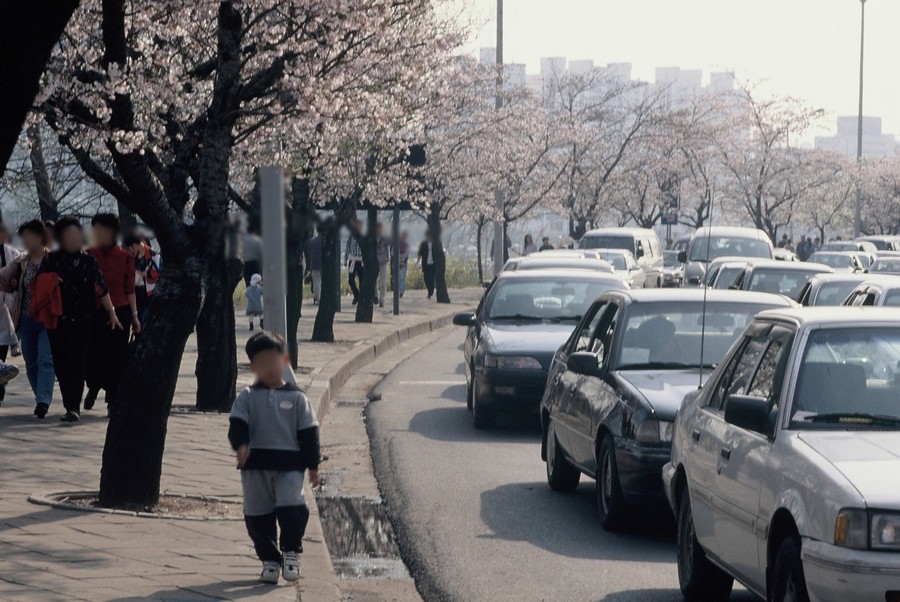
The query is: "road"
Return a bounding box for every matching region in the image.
[368,328,756,602]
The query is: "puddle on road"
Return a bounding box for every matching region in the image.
[316,494,409,579]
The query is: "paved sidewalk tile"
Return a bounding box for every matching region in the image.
[0,289,480,601]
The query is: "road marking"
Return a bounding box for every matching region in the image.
[397,380,463,385]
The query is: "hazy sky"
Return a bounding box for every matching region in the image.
[456,0,900,138]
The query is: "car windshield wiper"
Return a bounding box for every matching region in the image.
[488,314,543,321]
[803,413,900,427]
[545,315,583,322]
[616,361,716,371]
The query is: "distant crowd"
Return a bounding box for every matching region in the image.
[0,214,160,422]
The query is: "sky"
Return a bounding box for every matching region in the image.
[454,0,900,139]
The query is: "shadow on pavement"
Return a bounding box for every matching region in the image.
[440,384,467,401]
[599,587,758,602]
[407,406,540,443]
[479,481,678,563]
[107,579,269,601]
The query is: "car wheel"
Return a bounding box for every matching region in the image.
[545,421,580,491]
[596,435,627,530]
[771,536,810,602]
[676,487,734,602]
[472,378,495,429]
[466,363,474,411]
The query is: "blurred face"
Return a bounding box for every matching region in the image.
[60,225,84,253]
[250,349,288,388]
[20,230,44,253]
[92,224,117,247]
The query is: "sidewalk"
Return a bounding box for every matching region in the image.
[0,288,481,602]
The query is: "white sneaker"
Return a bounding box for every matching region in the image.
[282,552,300,582]
[259,561,280,584]
[0,364,18,386]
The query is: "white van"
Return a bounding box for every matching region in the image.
[678,226,773,286]
[578,227,664,287]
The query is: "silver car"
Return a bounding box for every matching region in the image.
[664,307,900,602]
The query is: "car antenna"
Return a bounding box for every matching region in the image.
[698,187,714,389]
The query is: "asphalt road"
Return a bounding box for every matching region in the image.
[368,327,757,602]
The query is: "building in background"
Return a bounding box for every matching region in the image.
[814,116,898,158]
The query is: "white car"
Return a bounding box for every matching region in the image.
[594,249,645,288]
[664,307,900,602]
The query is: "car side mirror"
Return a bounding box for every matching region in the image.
[453,312,476,327]
[677,251,687,264]
[567,351,601,376]
[724,394,770,434]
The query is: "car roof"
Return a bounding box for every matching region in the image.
[806,273,869,285]
[690,226,771,241]
[600,288,796,306]
[756,306,900,327]
[582,227,656,236]
[744,260,833,273]
[853,275,900,290]
[809,251,855,257]
[515,257,613,268]
[494,269,623,283]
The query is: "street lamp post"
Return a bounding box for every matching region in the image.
[854,0,867,237]
[492,0,504,276]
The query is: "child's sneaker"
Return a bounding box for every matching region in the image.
[259,561,280,584]
[282,552,300,582]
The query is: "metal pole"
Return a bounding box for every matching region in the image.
[492,0,504,275]
[392,205,400,315]
[854,0,867,238]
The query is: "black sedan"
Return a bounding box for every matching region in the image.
[540,289,795,530]
[454,270,627,429]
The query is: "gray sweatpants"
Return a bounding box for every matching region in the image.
[241,470,309,560]
[241,469,306,516]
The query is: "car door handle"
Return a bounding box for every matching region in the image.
[720,447,731,461]
[691,429,702,442]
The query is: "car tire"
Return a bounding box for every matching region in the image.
[466,363,474,411]
[596,435,627,530]
[545,421,580,491]
[472,378,495,429]
[770,536,810,602]
[677,488,734,602]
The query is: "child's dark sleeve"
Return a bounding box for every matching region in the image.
[228,389,251,451]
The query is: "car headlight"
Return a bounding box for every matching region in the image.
[871,512,900,551]
[487,355,542,370]
[634,419,674,443]
[834,509,869,549]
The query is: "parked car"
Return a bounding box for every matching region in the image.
[795,273,870,306]
[729,260,833,298]
[579,227,664,287]
[772,247,798,262]
[679,227,774,287]
[673,235,692,253]
[807,251,866,274]
[593,249,645,288]
[662,250,684,288]
[455,270,628,429]
[843,276,900,306]
[869,257,900,276]
[664,307,900,602]
[540,289,795,530]
[856,235,900,251]
[504,256,615,274]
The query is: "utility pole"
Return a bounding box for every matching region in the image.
[492,0,504,275]
[854,0,867,238]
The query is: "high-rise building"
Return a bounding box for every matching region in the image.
[815,116,898,158]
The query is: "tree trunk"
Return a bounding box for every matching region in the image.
[0,0,79,177]
[476,218,484,284]
[428,205,450,303]
[285,177,313,367]
[354,209,378,323]
[194,251,240,412]
[26,125,59,221]
[312,218,339,342]
[99,253,204,507]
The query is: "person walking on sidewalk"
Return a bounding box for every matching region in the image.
[124,229,160,324]
[397,231,410,298]
[0,220,53,417]
[375,223,390,308]
[0,224,21,404]
[345,221,364,305]
[418,231,436,299]
[246,273,264,331]
[84,214,139,412]
[45,216,122,423]
[228,331,321,584]
[305,228,323,305]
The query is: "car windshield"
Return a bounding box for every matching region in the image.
[712,266,743,289]
[614,302,775,370]
[598,253,627,270]
[809,253,851,268]
[580,235,636,254]
[871,259,900,274]
[664,252,680,267]
[791,328,900,429]
[814,282,858,306]
[689,236,771,262]
[485,278,621,321]
[747,269,821,298]
[883,291,900,307]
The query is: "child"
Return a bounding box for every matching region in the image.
[228,331,320,584]
[245,273,264,331]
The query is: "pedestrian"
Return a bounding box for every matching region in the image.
[397,231,410,298]
[778,233,788,248]
[539,236,554,252]
[246,273,264,331]
[83,213,139,412]
[418,231,436,299]
[796,235,810,261]
[305,228,323,305]
[523,234,538,255]
[812,237,821,254]
[45,216,122,423]
[124,230,160,323]
[345,221,364,305]
[785,238,795,253]
[0,224,20,404]
[228,331,320,584]
[0,220,53,417]
[375,223,390,308]
[243,227,263,287]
